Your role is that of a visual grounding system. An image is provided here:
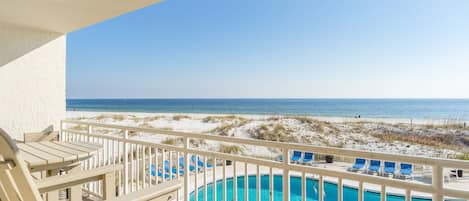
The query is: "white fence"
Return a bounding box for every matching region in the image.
[60,120,469,201]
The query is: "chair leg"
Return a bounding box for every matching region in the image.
[46,170,59,201]
[103,171,116,200]
[69,165,82,201]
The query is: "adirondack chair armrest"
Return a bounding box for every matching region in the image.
[35,165,122,196]
[111,180,181,201]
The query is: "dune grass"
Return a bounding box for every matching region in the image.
[219,144,244,154]
[249,123,296,143]
[373,133,458,148]
[161,137,183,145]
[173,115,191,121]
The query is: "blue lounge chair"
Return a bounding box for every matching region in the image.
[384,161,396,175]
[291,151,302,163]
[171,167,184,175]
[368,160,381,174]
[302,152,314,164]
[400,163,413,178]
[191,155,213,169]
[158,171,175,179]
[151,162,183,177]
[352,158,366,171]
[151,164,175,179]
[179,157,198,172]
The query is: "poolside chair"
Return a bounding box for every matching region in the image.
[351,158,366,171]
[179,157,198,172]
[384,161,396,176]
[150,161,183,178]
[0,128,180,201]
[291,151,302,163]
[302,152,314,164]
[368,160,381,175]
[191,155,213,169]
[400,163,413,179]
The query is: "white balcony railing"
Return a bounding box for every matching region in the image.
[60,120,469,201]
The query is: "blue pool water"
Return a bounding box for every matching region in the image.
[67,99,469,120]
[190,175,431,201]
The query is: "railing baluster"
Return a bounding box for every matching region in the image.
[338,178,343,201]
[405,189,411,201]
[142,145,146,188]
[156,147,160,184]
[94,136,98,193]
[154,147,157,185]
[283,148,290,201]
[213,158,217,201]
[169,151,173,181]
[130,144,134,192]
[176,152,180,180]
[302,172,306,201]
[233,160,237,201]
[183,138,190,201]
[269,167,273,201]
[124,130,129,194]
[256,165,260,201]
[244,162,248,201]
[432,165,443,201]
[380,185,385,201]
[204,155,208,201]
[162,149,166,184]
[195,154,199,201]
[100,138,104,166]
[107,139,110,165]
[358,181,363,201]
[319,175,323,201]
[117,140,121,196]
[223,159,227,201]
[148,145,152,187]
[136,144,140,191]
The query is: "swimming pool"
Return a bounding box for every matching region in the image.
[190,175,432,201]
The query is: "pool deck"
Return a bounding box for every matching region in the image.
[186,160,469,199]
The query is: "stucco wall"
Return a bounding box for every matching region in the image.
[0,23,66,140]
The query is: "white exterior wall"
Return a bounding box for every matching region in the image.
[0,23,66,140]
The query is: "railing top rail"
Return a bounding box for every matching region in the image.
[62,120,469,169]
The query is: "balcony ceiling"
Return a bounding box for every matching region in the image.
[0,0,162,33]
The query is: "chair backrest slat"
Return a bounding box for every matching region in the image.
[0,128,43,201]
[24,131,59,143]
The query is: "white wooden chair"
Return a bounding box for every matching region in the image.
[0,128,180,201]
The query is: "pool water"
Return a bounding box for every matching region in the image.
[190,175,431,201]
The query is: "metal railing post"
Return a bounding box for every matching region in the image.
[432,165,443,201]
[87,125,92,143]
[184,137,190,201]
[124,129,129,194]
[59,120,64,141]
[283,148,290,201]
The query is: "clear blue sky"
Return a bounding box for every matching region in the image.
[67,0,469,99]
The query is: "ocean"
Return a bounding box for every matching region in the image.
[66,99,469,121]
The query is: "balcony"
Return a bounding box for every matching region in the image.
[59,120,469,201]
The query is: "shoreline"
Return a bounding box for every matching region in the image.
[66,110,466,125]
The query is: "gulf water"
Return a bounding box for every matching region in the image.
[67,99,469,120]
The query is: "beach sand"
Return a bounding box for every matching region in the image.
[66,111,468,159]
